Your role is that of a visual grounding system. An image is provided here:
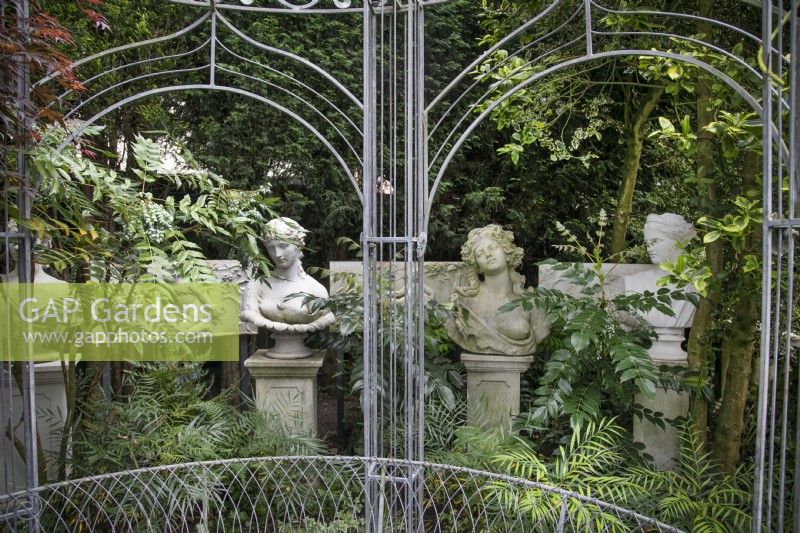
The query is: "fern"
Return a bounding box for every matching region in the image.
[486,418,650,530]
[70,362,325,477]
[620,421,753,532]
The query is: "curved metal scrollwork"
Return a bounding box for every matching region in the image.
[166,0,360,13]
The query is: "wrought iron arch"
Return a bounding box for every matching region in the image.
[424,0,788,221]
[49,84,364,204]
[34,3,366,202]
[425,49,773,226]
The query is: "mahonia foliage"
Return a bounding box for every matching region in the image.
[502,212,690,430]
[7,125,277,281]
[481,418,752,532]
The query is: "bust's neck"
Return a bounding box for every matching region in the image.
[482,270,513,295]
[273,263,302,282]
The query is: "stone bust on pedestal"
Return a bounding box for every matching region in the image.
[241,217,333,435]
[241,217,334,359]
[624,212,697,469]
[446,224,548,356]
[623,213,697,361]
[446,224,548,429]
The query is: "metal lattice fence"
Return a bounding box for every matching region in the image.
[0,456,682,532]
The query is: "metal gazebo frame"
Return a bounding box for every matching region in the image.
[1,0,797,531]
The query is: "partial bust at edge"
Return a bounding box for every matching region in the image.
[624,212,697,329]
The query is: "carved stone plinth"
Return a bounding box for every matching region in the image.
[244,350,324,435]
[650,327,688,362]
[461,353,533,430]
[634,327,689,469]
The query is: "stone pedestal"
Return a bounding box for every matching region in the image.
[633,326,689,469]
[650,327,688,362]
[1,361,67,492]
[244,350,324,435]
[461,353,533,430]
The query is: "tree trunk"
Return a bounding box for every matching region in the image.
[685,292,716,441]
[711,278,759,472]
[711,150,761,473]
[685,3,720,444]
[111,360,125,397]
[609,84,664,256]
[221,361,241,408]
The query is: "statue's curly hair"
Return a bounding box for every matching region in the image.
[460,224,523,271]
[455,224,526,299]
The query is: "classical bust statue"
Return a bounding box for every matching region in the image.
[446,224,548,356]
[241,217,334,358]
[2,225,64,284]
[624,213,697,329]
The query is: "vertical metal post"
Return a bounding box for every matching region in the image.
[362,0,377,463]
[790,3,799,531]
[362,2,378,531]
[15,0,39,499]
[336,348,345,443]
[210,2,217,86]
[752,0,772,526]
[412,3,426,532]
[583,0,593,56]
[403,26,415,533]
[1,0,13,498]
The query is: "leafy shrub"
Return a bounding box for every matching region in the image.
[69,362,322,476]
[480,418,752,532]
[504,212,690,430]
[12,125,276,282]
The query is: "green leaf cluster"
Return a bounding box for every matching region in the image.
[69,362,323,476]
[659,195,762,296]
[481,419,752,532]
[503,215,688,430]
[6,125,277,281]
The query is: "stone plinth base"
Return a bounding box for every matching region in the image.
[634,332,689,470]
[244,350,324,435]
[461,353,533,430]
[634,384,689,470]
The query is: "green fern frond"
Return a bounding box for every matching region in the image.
[493,448,549,482]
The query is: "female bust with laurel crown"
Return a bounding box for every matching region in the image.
[446,224,548,356]
[241,217,334,358]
